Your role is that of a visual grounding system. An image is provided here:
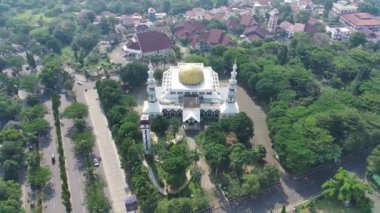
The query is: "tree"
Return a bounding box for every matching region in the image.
[39,55,64,91]
[322,167,373,213]
[26,52,36,70]
[72,32,99,54]
[151,116,169,136]
[22,118,49,136]
[220,112,254,147]
[280,205,286,213]
[28,166,51,188]
[63,102,88,120]
[277,46,288,65]
[204,143,229,172]
[349,32,367,48]
[53,21,76,45]
[0,179,23,213]
[71,131,95,156]
[2,160,20,181]
[252,145,267,163]
[19,75,39,94]
[119,62,148,88]
[366,145,380,176]
[229,143,251,171]
[161,1,171,13]
[5,56,24,72]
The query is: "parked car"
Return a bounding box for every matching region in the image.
[93,158,99,167]
[76,81,83,85]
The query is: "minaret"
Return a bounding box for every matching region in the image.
[139,114,152,155]
[220,62,240,118]
[227,62,237,103]
[147,61,157,103]
[267,9,279,33]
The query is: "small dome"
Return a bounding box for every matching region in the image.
[179,64,204,85]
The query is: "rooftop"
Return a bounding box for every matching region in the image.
[136,31,171,53]
[341,13,380,27]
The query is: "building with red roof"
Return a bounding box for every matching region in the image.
[240,14,256,27]
[340,13,380,31]
[243,26,270,41]
[279,21,305,37]
[174,22,206,39]
[123,31,171,59]
[191,29,236,51]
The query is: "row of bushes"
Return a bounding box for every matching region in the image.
[51,94,72,212]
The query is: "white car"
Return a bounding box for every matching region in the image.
[76,81,83,85]
[93,158,99,167]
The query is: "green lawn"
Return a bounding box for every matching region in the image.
[298,197,362,213]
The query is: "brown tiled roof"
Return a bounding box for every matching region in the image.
[174,22,206,38]
[279,21,293,31]
[135,25,149,32]
[309,17,319,25]
[192,29,236,47]
[208,29,224,44]
[294,23,305,33]
[227,19,239,31]
[240,15,254,26]
[244,26,270,40]
[126,41,140,50]
[247,34,263,41]
[135,31,171,53]
[304,25,318,34]
[341,13,380,27]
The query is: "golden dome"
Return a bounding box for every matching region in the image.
[178,64,204,85]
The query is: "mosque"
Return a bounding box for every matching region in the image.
[141,62,239,129]
[140,62,239,154]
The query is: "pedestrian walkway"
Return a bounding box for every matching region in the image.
[83,87,130,213]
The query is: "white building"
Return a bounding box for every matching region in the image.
[267,9,279,33]
[332,1,358,16]
[326,26,352,40]
[142,62,239,129]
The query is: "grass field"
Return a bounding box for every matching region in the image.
[298,197,361,213]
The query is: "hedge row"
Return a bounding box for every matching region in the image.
[51,93,72,213]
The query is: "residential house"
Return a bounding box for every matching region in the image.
[185,8,205,20]
[325,26,352,40]
[227,18,240,32]
[174,22,206,39]
[191,29,236,51]
[155,26,172,37]
[340,13,380,31]
[359,28,380,43]
[242,26,270,41]
[279,21,305,37]
[332,1,358,16]
[123,31,171,59]
[240,14,256,27]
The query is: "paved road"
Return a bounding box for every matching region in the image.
[59,94,87,213]
[42,100,65,213]
[73,75,131,213]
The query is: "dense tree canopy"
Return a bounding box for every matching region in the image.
[366,145,380,176]
[322,168,373,213]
